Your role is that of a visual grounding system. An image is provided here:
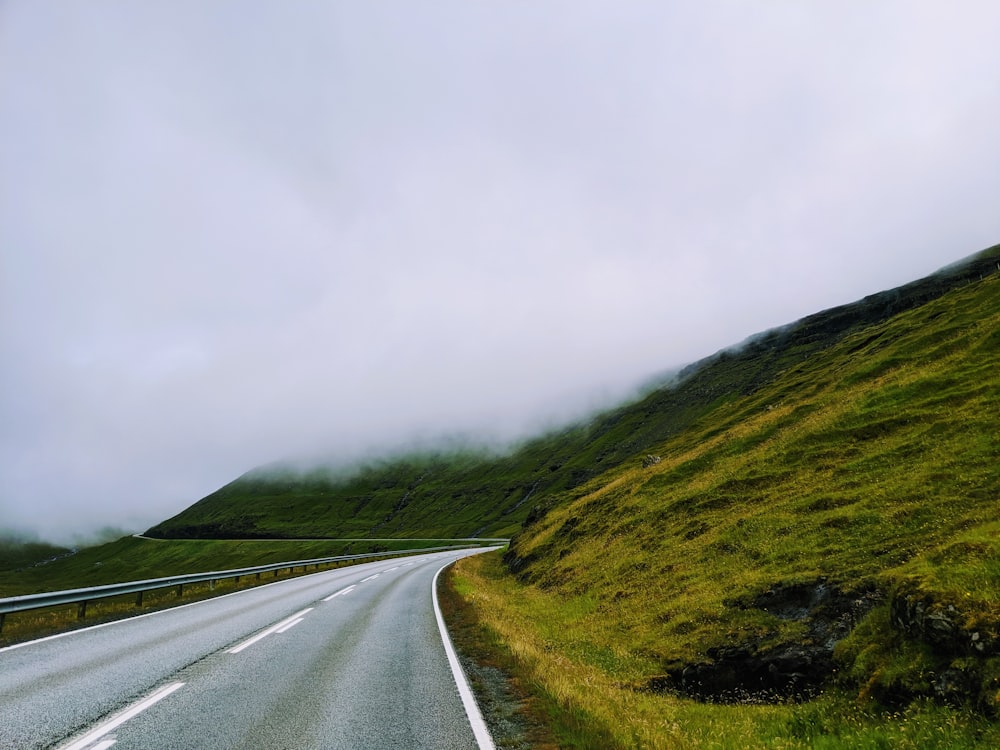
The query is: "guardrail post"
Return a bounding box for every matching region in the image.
[135,591,144,608]
[209,579,215,591]
[77,601,88,619]
[0,613,5,634]
[256,572,261,581]
[235,575,241,584]
[176,584,183,597]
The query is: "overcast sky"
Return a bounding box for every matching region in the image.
[2,2,999,543]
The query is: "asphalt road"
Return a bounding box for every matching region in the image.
[0,548,496,750]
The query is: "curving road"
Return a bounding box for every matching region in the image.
[0,548,496,750]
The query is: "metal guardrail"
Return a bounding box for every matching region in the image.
[0,544,494,633]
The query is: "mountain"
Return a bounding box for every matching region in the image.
[476,243,999,721]
[147,244,1000,547]
[143,242,1000,732]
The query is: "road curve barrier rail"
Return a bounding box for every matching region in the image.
[0,542,503,633]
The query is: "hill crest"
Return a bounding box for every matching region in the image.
[147,243,1000,544]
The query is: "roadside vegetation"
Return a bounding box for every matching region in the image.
[451,263,1000,746]
[452,552,999,749]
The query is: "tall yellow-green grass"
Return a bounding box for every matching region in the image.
[453,273,1000,747]
[453,552,999,749]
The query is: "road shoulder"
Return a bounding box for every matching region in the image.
[438,554,561,750]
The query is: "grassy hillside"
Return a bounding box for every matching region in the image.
[450,254,1000,746]
[148,246,1000,546]
[0,536,73,572]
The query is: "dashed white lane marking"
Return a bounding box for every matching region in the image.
[227,608,313,654]
[57,681,185,750]
[384,566,399,572]
[360,574,380,583]
[276,617,304,634]
[323,584,356,601]
[0,564,327,655]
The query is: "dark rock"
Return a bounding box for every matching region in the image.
[890,593,999,656]
[656,642,833,703]
[502,547,537,577]
[523,506,543,526]
[751,581,883,649]
[932,667,980,705]
[653,580,883,704]
[554,516,581,538]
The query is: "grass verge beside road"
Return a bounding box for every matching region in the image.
[451,551,1000,749]
[439,557,563,749]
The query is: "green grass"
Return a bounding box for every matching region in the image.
[147,453,537,540]
[453,260,1000,745]
[0,537,72,570]
[454,552,1000,749]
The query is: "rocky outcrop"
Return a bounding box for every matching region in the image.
[891,592,999,656]
[649,580,882,703]
[649,581,999,709]
[882,590,1000,709]
[651,641,834,703]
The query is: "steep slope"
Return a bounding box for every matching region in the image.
[493,253,1000,717]
[148,244,1000,544]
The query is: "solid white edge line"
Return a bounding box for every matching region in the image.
[57,681,185,750]
[227,607,313,654]
[90,740,117,750]
[432,560,496,750]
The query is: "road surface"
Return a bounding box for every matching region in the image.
[0,548,496,749]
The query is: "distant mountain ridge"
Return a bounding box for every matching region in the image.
[147,243,1000,543]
